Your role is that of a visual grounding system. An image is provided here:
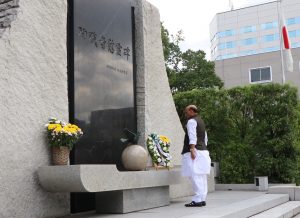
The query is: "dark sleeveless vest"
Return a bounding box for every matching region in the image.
[181,116,207,154]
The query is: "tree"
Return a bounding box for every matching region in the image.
[173,84,300,183]
[169,50,223,92]
[161,24,224,93]
[161,23,183,77]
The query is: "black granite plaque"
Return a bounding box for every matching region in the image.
[72,0,136,167]
[69,0,136,212]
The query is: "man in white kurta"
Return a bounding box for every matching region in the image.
[181,105,211,207]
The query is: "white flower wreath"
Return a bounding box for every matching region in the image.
[146,133,172,167]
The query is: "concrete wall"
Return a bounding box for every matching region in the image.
[0,0,69,217]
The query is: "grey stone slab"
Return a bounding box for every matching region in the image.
[180,194,289,218]
[59,191,266,218]
[170,177,194,199]
[269,184,296,187]
[216,184,256,191]
[250,201,300,218]
[133,0,185,167]
[295,187,300,201]
[96,186,170,213]
[268,186,296,200]
[38,165,183,192]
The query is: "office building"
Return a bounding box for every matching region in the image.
[210,0,300,88]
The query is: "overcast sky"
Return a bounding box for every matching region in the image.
[146,0,275,60]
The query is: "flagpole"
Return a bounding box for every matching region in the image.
[277,0,286,84]
[229,0,234,10]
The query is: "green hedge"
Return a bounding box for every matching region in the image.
[174,84,300,183]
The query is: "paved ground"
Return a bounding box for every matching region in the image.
[62,191,266,218]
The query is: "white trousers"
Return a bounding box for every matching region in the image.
[181,150,211,176]
[190,174,207,202]
[181,150,211,202]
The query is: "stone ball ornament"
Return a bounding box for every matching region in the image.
[121,144,148,171]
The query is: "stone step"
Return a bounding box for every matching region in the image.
[250,201,300,218]
[268,186,300,201]
[181,194,289,218]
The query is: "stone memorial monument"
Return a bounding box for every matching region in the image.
[0,0,210,217]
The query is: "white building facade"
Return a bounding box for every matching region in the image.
[210,0,300,88]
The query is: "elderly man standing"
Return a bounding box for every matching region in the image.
[181,105,211,207]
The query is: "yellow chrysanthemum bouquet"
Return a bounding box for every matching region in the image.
[45,118,83,150]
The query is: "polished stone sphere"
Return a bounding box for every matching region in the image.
[121,144,148,171]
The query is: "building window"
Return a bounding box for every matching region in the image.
[249,67,272,83]
[287,17,296,25]
[261,21,278,30]
[288,30,300,38]
[289,30,297,37]
[215,53,238,60]
[218,43,226,50]
[241,38,257,46]
[226,41,236,48]
[263,34,279,42]
[225,30,234,36]
[287,16,300,25]
[240,50,257,56]
[241,25,256,33]
[292,42,300,48]
[217,41,237,50]
[218,29,235,38]
[223,53,237,59]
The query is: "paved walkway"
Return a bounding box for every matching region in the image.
[62,191,266,218]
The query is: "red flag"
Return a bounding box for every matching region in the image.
[280,4,293,72]
[282,26,290,49]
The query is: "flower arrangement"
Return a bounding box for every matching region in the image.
[146,133,172,167]
[45,118,83,150]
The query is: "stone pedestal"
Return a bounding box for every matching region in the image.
[95,186,170,213]
[211,162,220,177]
[255,176,268,191]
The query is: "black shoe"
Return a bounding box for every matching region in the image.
[185,201,202,207]
[200,201,206,206]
